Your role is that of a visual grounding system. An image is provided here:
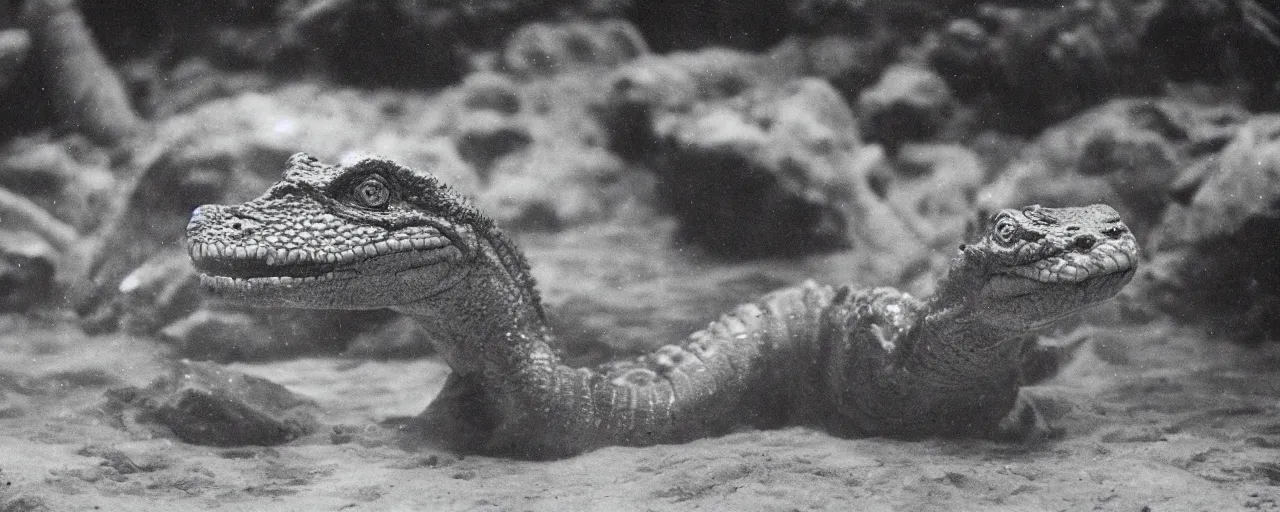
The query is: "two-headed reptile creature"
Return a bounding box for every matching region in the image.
[185,153,1138,459]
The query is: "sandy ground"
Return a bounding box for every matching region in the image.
[2,224,1279,512]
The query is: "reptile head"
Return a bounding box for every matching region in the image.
[955,204,1138,330]
[185,153,484,308]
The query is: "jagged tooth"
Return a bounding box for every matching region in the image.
[274,248,288,264]
[287,249,303,264]
[233,246,247,259]
[255,246,268,259]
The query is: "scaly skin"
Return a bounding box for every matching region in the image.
[186,153,1139,459]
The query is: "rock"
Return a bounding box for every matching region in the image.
[113,250,203,336]
[280,0,465,88]
[874,144,984,251]
[652,78,863,257]
[1141,0,1280,110]
[104,360,321,446]
[127,57,275,118]
[459,73,522,115]
[481,144,639,231]
[1143,115,1280,341]
[0,28,31,93]
[767,33,897,103]
[978,99,1247,242]
[0,229,58,312]
[23,0,142,145]
[453,111,533,179]
[929,19,997,102]
[778,0,942,101]
[857,64,955,154]
[595,48,782,161]
[929,2,1164,134]
[0,134,116,234]
[501,19,648,77]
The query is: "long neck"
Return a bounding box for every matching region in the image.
[910,251,1026,381]
[394,231,551,374]
[395,228,836,457]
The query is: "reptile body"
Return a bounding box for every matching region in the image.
[186,153,1138,458]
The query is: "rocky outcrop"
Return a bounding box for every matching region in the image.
[929,2,1164,134]
[501,19,648,77]
[1143,116,1280,341]
[650,78,861,257]
[104,360,321,446]
[857,65,956,155]
[978,99,1247,241]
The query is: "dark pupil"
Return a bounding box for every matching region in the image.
[359,181,386,204]
[998,223,1014,239]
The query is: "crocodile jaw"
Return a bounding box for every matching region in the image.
[978,234,1138,329]
[186,201,469,309]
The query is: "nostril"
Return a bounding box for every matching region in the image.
[1075,234,1097,250]
[227,215,258,233]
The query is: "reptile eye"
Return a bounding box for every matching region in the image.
[353,177,390,208]
[994,218,1018,244]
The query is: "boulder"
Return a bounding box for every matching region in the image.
[0,229,58,312]
[594,48,781,161]
[501,19,648,77]
[928,3,1163,134]
[104,360,321,446]
[652,78,862,257]
[978,99,1247,242]
[1143,115,1280,341]
[857,64,955,154]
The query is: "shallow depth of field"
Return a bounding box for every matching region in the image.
[2,0,1280,510]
